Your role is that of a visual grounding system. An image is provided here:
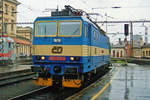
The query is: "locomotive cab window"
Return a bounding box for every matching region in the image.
[59,21,81,37]
[35,21,57,36]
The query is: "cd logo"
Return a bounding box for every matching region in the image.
[52,46,63,54]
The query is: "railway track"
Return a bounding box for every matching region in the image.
[7,67,112,100]
[9,86,50,100]
[8,86,81,100]
[0,70,35,86]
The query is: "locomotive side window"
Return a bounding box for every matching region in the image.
[36,21,57,36]
[59,21,81,36]
[94,31,96,39]
[94,30,98,40]
[84,24,89,38]
[85,25,87,38]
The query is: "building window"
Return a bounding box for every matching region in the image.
[5,4,8,14]
[146,51,148,56]
[11,20,14,31]
[11,7,15,16]
[3,23,7,34]
[113,50,115,57]
[117,52,119,57]
[3,19,8,34]
[143,51,145,57]
[120,50,123,57]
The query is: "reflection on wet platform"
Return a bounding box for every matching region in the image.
[70,63,150,100]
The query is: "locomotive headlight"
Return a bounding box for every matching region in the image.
[70,57,74,61]
[70,57,80,61]
[41,56,45,60]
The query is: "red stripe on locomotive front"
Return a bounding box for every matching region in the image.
[49,56,66,61]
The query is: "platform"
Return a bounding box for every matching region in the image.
[0,65,31,74]
[67,63,150,100]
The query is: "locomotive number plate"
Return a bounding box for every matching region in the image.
[53,38,61,43]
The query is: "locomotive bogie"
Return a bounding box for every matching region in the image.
[33,77,53,86]
[31,64,82,75]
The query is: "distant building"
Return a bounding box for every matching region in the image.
[17,26,32,40]
[0,0,20,37]
[111,38,131,58]
[111,35,146,58]
[142,44,150,58]
[131,35,143,58]
[15,26,32,57]
[133,35,143,47]
[0,0,32,58]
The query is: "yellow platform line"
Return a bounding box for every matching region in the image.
[91,67,121,100]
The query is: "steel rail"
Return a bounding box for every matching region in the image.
[0,72,35,86]
[96,20,150,23]
[8,86,50,100]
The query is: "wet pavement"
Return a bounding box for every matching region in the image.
[0,80,42,100]
[0,65,31,74]
[0,57,32,74]
[69,63,150,100]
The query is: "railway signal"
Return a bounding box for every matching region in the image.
[124,24,129,36]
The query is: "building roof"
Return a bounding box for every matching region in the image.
[112,45,125,48]
[0,0,20,6]
[17,26,33,33]
[13,38,31,45]
[142,44,150,48]
[111,40,127,48]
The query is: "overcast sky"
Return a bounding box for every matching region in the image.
[17,0,150,43]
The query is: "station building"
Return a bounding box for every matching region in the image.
[15,26,32,57]
[0,0,32,58]
[111,38,131,58]
[142,44,150,58]
[111,35,150,59]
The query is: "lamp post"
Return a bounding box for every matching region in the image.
[130,22,133,57]
[1,0,4,64]
[104,13,115,33]
[1,0,4,36]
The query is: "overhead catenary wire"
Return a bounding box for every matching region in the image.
[0,20,150,25]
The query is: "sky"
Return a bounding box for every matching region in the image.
[17,0,150,44]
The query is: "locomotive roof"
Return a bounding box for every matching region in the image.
[35,16,108,37]
[35,16,84,21]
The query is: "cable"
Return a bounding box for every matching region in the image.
[19,3,41,12]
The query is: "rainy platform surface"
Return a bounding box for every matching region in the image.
[70,63,150,100]
[0,65,31,74]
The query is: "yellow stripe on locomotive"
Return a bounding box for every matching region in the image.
[32,45,109,56]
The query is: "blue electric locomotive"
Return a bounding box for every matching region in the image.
[31,5,111,88]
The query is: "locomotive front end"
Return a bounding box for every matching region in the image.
[32,17,85,88]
